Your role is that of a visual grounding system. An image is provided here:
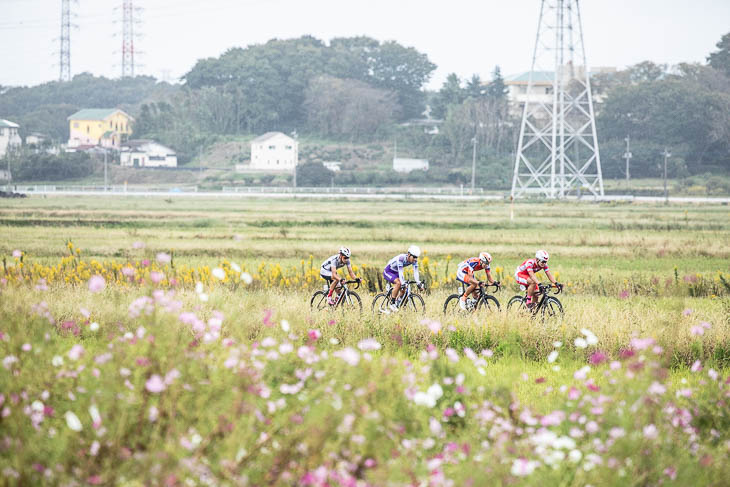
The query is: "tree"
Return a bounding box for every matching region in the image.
[627,61,668,83]
[430,74,465,119]
[296,162,334,186]
[368,41,436,120]
[10,152,94,181]
[465,74,485,99]
[707,32,730,77]
[304,76,399,140]
[486,66,508,101]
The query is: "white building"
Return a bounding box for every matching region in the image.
[0,119,22,158]
[393,158,429,173]
[250,132,298,171]
[504,66,616,117]
[120,140,177,168]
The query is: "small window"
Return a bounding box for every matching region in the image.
[87,126,90,133]
[268,145,276,150]
[74,122,79,128]
[285,145,292,150]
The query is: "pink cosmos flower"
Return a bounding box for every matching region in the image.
[121,266,135,278]
[88,275,106,293]
[663,467,677,480]
[682,308,693,316]
[308,329,321,341]
[67,344,84,361]
[333,347,360,366]
[690,325,704,336]
[12,250,22,258]
[643,424,658,439]
[132,241,145,249]
[156,252,171,264]
[150,271,164,284]
[145,374,166,393]
[630,337,655,351]
[691,360,702,373]
[421,318,442,334]
[589,351,607,365]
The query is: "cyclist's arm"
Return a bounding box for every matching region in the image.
[485,268,495,285]
[526,268,539,284]
[397,261,405,283]
[347,263,357,280]
[544,268,557,285]
[413,261,420,283]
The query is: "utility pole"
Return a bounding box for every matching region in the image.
[623,135,632,191]
[662,148,671,205]
[104,149,108,191]
[470,136,477,194]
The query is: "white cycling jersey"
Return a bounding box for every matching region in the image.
[386,253,420,283]
[320,254,352,277]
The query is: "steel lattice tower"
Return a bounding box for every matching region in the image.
[511,0,603,199]
[59,0,71,82]
[121,0,137,77]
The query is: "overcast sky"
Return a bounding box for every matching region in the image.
[1,0,728,90]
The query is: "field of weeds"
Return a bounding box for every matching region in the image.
[1,196,729,485]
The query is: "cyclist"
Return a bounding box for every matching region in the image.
[457,251,500,310]
[320,247,360,305]
[515,250,562,309]
[383,245,423,312]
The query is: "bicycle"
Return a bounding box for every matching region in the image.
[506,283,563,318]
[443,281,500,314]
[310,279,363,313]
[371,280,426,315]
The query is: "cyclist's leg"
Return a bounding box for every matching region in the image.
[515,274,533,305]
[329,269,342,299]
[383,267,400,303]
[320,272,335,304]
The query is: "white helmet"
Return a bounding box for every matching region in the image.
[535,249,549,264]
[479,251,492,266]
[339,246,351,258]
[407,245,421,258]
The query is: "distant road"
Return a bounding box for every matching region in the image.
[2,186,729,203]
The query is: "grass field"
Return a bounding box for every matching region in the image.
[1,196,729,485]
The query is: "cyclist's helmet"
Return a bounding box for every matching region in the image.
[339,246,351,258]
[535,249,549,265]
[407,245,421,258]
[479,251,492,266]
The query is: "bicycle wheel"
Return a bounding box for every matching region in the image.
[477,295,501,312]
[443,294,463,314]
[541,296,564,319]
[339,291,363,314]
[407,294,426,314]
[310,291,329,311]
[371,293,389,314]
[507,295,526,312]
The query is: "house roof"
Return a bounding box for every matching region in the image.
[251,131,294,143]
[505,71,555,84]
[0,119,19,128]
[121,139,175,153]
[67,108,134,121]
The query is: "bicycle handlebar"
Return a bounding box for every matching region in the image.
[340,279,361,289]
[538,283,563,295]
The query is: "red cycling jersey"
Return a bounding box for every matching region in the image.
[516,258,549,279]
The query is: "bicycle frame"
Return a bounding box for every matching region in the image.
[332,280,360,307]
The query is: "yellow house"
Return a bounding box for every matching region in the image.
[67,108,134,150]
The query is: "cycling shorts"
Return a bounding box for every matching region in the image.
[383,267,399,283]
[456,265,475,285]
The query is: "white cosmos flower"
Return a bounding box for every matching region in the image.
[547,351,559,363]
[280,320,290,332]
[64,411,83,431]
[574,337,588,349]
[89,322,99,332]
[241,272,253,285]
[212,268,226,280]
[230,262,241,273]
